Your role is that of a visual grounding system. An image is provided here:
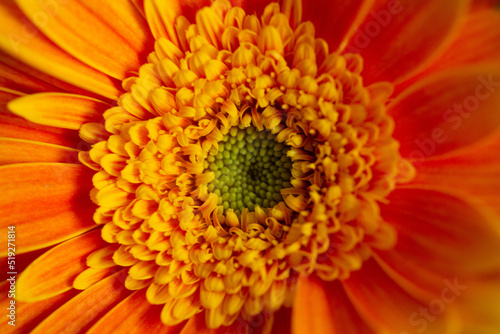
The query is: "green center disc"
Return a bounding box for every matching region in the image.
[206,126,293,216]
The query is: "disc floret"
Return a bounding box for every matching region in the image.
[206,126,292,215]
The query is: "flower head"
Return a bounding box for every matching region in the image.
[1,0,500,333]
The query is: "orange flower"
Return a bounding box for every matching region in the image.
[1,0,500,333]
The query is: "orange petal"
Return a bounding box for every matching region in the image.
[292,275,373,334]
[0,55,58,94]
[130,0,145,16]
[0,282,78,334]
[15,0,153,80]
[0,246,47,283]
[0,1,121,99]
[378,188,500,281]
[292,275,334,334]
[458,273,500,333]
[0,163,96,255]
[302,0,375,52]
[8,93,108,130]
[396,10,500,93]
[389,66,500,158]
[409,133,500,218]
[0,50,101,97]
[15,230,106,302]
[0,87,23,113]
[0,113,81,147]
[346,0,469,84]
[30,270,131,334]
[87,289,184,334]
[0,138,78,165]
[73,267,118,290]
[343,259,457,334]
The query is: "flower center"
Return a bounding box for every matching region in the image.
[77,0,414,329]
[206,126,292,216]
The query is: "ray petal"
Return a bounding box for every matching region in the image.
[0,1,121,99]
[30,270,131,334]
[422,10,500,72]
[87,289,184,334]
[0,87,23,113]
[343,260,458,334]
[378,188,500,282]
[388,66,500,158]
[15,0,153,80]
[292,275,373,334]
[16,230,106,302]
[0,51,103,97]
[0,282,77,334]
[408,134,500,218]
[396,10,500,93]
[144,0,213,47]
[0,113,81,147]
[0,138,78,165]
[302,0,375,52]
[8,92,108,130]
[346,0,470,84]
[0,163,96,255]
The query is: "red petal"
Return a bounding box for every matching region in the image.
[346,0,469,84]
[426,10,500,70]
[302,0,375,52]
[389,66,500,158]
[409,133,500,218]
[378,188,500,279]
[396,10,500,93]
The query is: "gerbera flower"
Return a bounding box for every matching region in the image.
[1,0,500,332]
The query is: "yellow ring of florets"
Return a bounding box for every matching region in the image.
[77,0,412,328]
